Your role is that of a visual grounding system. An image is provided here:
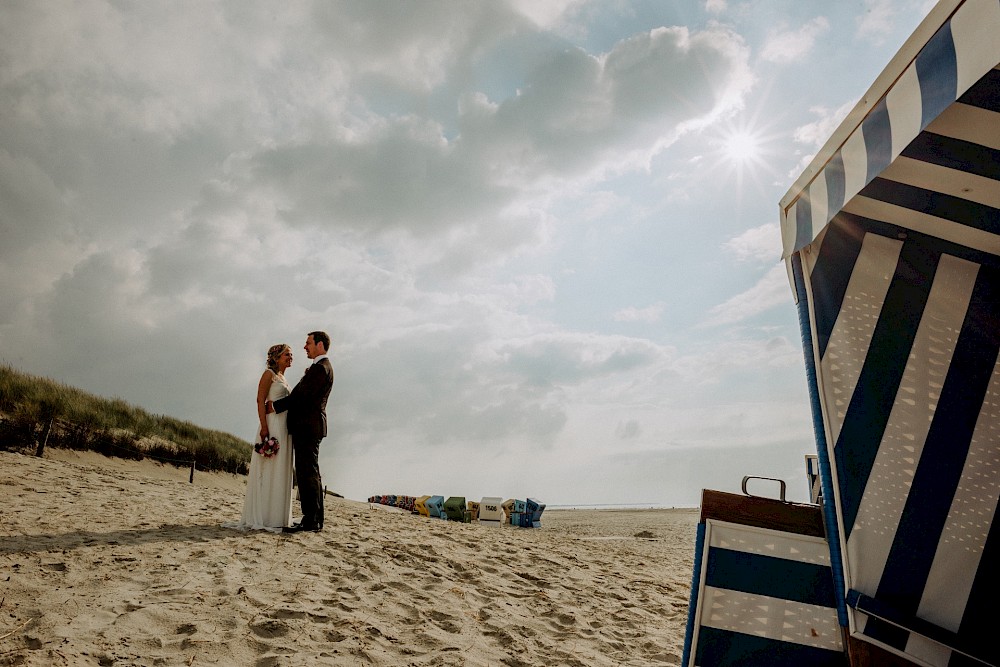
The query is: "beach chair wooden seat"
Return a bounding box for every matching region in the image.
[479,497,504,525]
[426,495,445,518]
[466,500,480,521]
[778,2,1000,664]
[415,495,431,516]
[682,488,847,667]
[444,496,468,521]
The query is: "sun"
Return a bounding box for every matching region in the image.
[722,130,762,164]
[702,114,780,198]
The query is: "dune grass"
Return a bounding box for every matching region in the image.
[0,364,249,475]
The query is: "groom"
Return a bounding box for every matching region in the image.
[268,331,334,533]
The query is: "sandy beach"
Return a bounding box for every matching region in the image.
[0,450,697,666]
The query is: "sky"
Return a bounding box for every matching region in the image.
[0,0,938,507]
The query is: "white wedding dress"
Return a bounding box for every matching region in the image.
[224,371,294,533]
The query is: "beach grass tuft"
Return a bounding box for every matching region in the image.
[0,363,249,474]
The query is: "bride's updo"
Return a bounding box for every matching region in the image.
[266,344,290,373]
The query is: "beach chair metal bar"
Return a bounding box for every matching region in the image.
[780,1,1000,664]
[739,475,786,502]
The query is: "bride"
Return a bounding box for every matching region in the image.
[225,343,295,532]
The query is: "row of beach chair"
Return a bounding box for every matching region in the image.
[367,494,545,527]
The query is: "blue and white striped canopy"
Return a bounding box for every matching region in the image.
[780,0,1000,665]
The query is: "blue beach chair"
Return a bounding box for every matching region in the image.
[526,498,545,528]
[426,495,445,518]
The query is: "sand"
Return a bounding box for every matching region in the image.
[0,450,698,666]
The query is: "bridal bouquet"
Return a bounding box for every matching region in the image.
[255,436,280,458]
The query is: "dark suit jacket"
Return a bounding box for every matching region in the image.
[274,357,334,440]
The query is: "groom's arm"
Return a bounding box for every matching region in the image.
[272,363,328,414]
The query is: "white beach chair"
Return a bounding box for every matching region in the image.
[478,497,504,526]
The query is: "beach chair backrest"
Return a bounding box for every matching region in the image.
[479,497,504,525]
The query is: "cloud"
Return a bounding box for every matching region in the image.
[702,264,790,327]
[705,0,727,15]
[489,333,665,388]
[723,224,782,264]
[856,0,896,41]
[613,302,666,323]
[0,1,818,506]
[793,102,854,147]
[507,0,583,28]
[1,3,756,285]
[760,17,830,64]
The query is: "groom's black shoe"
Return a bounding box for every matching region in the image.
[283,522,321,533]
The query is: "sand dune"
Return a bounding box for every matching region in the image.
[0,450,697,666]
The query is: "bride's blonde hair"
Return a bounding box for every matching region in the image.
[266,344,290,373]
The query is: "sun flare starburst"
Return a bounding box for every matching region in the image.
[723,131,762,164]
[702,112,782,198]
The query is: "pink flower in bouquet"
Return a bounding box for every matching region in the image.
[255,436,280,458]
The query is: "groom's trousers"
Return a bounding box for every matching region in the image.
[293,434,324,528]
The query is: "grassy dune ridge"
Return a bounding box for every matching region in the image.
[0,364,249,474]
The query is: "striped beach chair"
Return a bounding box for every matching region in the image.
[682,488,847,667]
[780,1,1000,664]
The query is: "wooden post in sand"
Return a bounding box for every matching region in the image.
[35,418,53,457]
[189,460,195,483]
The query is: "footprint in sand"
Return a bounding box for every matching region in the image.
[427,609,462,634]
[250,618,290,638]
[325,629,348,642]
[482,625,520,650]
[176,623,197,635]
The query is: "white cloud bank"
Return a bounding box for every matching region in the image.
[0,0,844,505]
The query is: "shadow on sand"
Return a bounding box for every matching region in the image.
[0,522,275,555]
